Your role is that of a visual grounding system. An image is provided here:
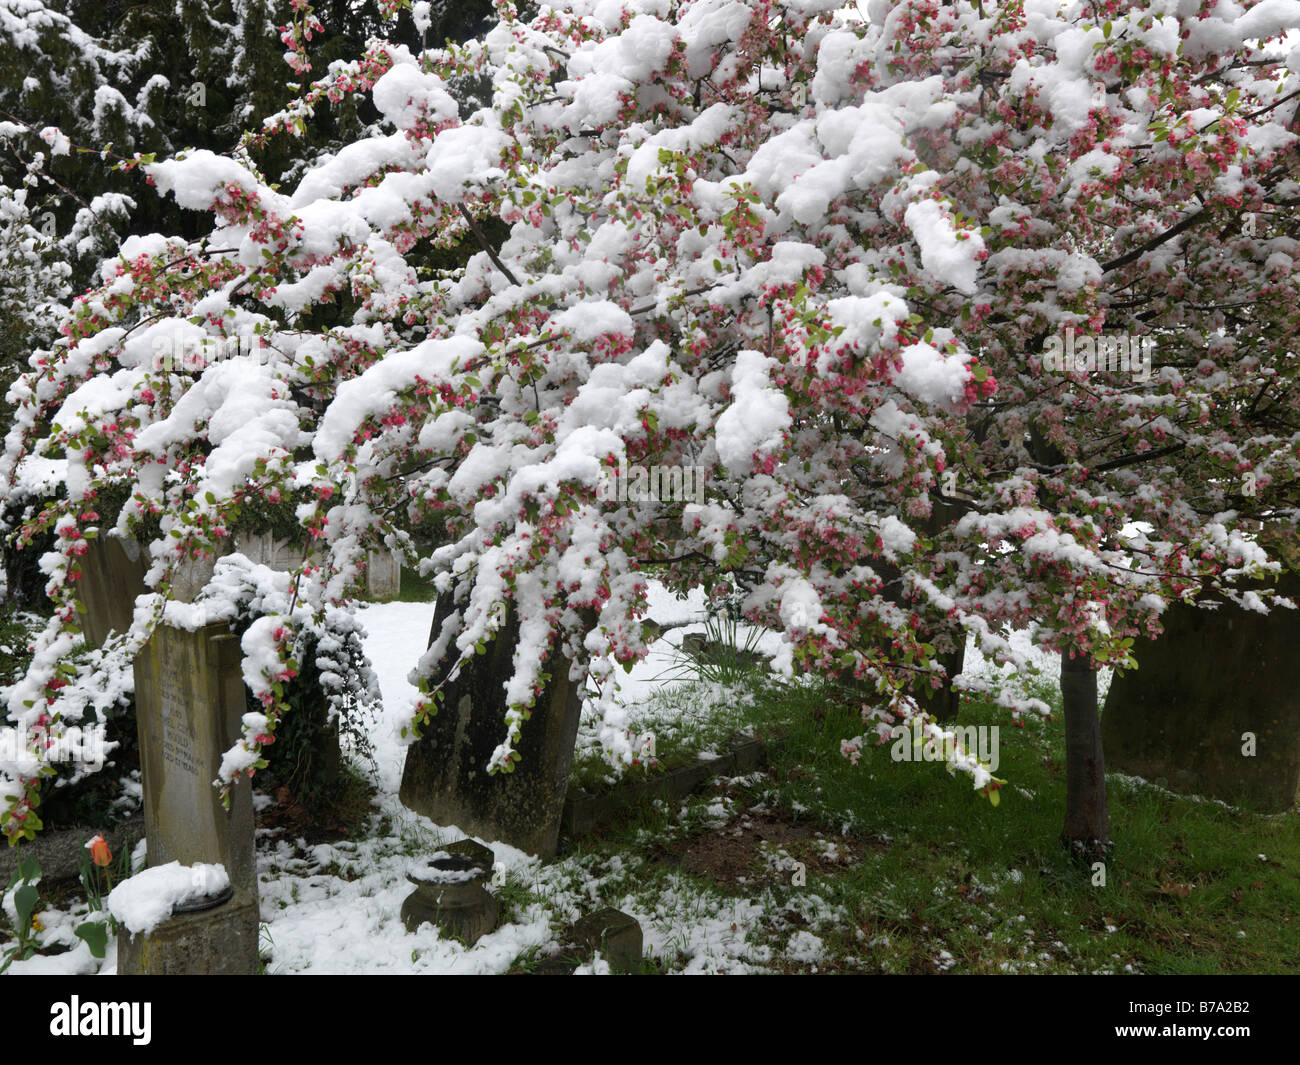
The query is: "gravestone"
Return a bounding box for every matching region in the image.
[118,622,260,974]
[78,531,402,621]
[400,593,584,857]
[1102,566,1300,812]
[531,909,644,975]
[235,531,401,601]
[76,533,149,648]
[366,550,402,601]
[78,530,344,800]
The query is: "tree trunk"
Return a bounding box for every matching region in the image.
[1059,649,1111,859]
[914,645,964,724]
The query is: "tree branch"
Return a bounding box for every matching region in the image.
[1101,208,1207,274]
[456,203,520,287]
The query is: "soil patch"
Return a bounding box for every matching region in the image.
[674,806,869,891]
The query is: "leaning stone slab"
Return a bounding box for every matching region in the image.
[119,622,259,974]
[400,596,584,857]
[1102,568,1300,812]
[527,909,644,975]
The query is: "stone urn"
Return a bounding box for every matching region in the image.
[400,853,498,946]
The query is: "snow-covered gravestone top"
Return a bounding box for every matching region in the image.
[122,622,259,974]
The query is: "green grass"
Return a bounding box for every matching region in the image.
[557,669,1300,974]
[398,566,439,602]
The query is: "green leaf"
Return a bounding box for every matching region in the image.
[14,883,39,929]
[74,920,108,959]
[988,788,1000,807]
[1103,20,1111,38]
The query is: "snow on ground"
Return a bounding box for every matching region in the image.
[352,600,436,795]
[251,598,557,974]
[5,584,1088,976]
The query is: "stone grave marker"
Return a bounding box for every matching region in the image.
[573,908,643,974]
[366,550,402,601]
[76,532,149,649]
[77,530,344,799]
[1102,566,1300,812]
[118,622,260,974]
[400,850,498,945]
[400,593,584,857]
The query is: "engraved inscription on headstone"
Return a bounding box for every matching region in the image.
[158,665,200,778]
[134,624,255,890]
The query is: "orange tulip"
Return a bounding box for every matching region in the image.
[88,833,112,867]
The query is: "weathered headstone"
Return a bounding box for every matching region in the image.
[118,622,260,974]
[400,594,584,857]
[78,530,344,800]
[76,533,149,648]
[1102,567,1300,811]
[561,734,766,838]
[366,550,402,601]
[529,908,644,975]
[78,530,402,618]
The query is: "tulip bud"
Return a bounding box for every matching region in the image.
[87,833,112,867]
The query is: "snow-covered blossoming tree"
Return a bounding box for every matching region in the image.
[0,148,72,392]
[842,0,1300,852]
[3,0,1298,855]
